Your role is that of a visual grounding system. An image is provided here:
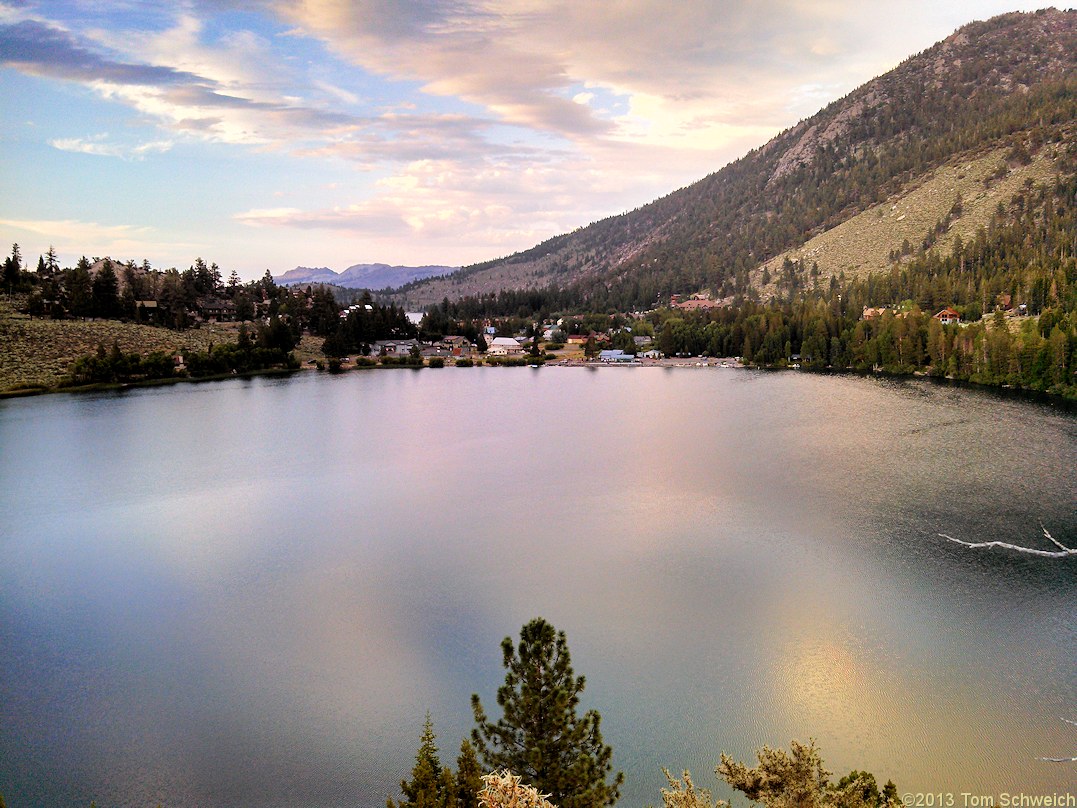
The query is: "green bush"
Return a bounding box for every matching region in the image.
[428,357,445,368]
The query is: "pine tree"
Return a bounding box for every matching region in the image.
[470,618,623,808]
[68,258,93,317]
[455,739,483,808]
[4,243,21,289]
[45,245,60,274]
[92,259,120,319]
[390,714,456,808]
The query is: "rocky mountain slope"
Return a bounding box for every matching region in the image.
[395,9,1077,311]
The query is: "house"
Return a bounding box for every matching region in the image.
[566,334,589,345]
[598,350,635,363]
[862,306,889,320]
[933,307,961,325]
[421,342,451,358]
[486,336,524,356]
[197,296,236,322]
[371,339,420,356]
[441,335,474,357]
[674,298,722,311]
[639,349,662,359]
[340,303,374,318]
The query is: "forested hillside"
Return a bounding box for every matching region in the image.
[395,9,1077,311]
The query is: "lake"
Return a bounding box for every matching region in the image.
[1,368,1074,808]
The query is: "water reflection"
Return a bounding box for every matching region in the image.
[0,370,1074,807]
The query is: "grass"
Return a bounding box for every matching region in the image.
[752,141,1065,297]
[0,296,242,393]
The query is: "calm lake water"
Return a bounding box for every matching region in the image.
[1,368,1074,808]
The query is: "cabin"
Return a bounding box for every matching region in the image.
[441,336,474,357]
[933,307,961,325]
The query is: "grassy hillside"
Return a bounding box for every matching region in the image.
[753,140,1066,297]
[0,297,238,393]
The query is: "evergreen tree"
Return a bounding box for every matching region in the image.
[716,740,900,808]
[455,739,483,808]
[45,245,60,274]
[471,618,623,808]
[4,243,21,289]
[68,257,94,317]
[92,260,120,318]
[235,291,255,321]
[390,715,456,808]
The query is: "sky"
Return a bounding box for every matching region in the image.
[0,0,1059,280]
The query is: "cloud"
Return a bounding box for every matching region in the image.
[0,14,360,147]
[49,134,173,159]
[267,0,1033,154]
[0,19,201,85]
[269,0,614,139]
[232,147,682,266]
[0,8,513,164]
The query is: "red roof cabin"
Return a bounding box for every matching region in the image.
[933,307,961,325]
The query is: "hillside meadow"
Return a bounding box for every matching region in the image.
[0,296,323,394]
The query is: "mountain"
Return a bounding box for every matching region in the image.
[275,266,340,285]
[276,263,456,290]
[395,9,1077,310]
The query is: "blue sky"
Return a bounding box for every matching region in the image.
[0,0,1058,280]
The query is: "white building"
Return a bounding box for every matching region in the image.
[487,337,525,356]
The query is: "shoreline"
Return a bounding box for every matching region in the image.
[4,356,1075,409]
[0,366,300,400]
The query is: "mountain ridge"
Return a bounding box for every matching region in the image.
[277,263,457,290]
[393,8,1077,311]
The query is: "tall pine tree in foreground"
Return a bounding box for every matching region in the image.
[471,618,623,808]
